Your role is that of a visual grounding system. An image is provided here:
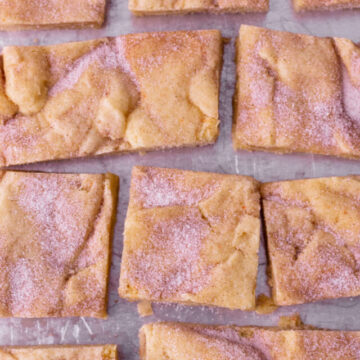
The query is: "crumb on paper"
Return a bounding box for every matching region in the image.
[137,301,153,317]
[255,294,278,315]
[278,313,304,329]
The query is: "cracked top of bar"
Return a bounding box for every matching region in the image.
[140,322,360,360]
[119,166,260,311]
[0,345,117,359]
[129,0,268,15]
[293,0,360,11]
[233,25,360,159]
[0,30,222,167]
[262,176,360,306]
[0,0,106,29]
[0,171,118,318]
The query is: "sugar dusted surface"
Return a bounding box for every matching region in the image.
[120,166,260,308]
[0,29,222,166]
[141,322,360,359]
[234,26,360,159]
[1,1,360,359]
[0,345,117,359]
[129,0,269,14]
[126,209,212,298]
[192,325,272,359]
[293,0,360,11]
[0,171,114,318]
[342,65,360,123]
[132,166,220,208]
[262,177,360,305]
[0,0,105,28]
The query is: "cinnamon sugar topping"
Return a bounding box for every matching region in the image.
[132,166,219,208]
[262,176,360,305]
[0,345,117,359]
[127,209,211,298]
[129,0,269,15]
[234,26,360,159]
[0,171,118,318]
[0,30,222,166]
[140,322,360,359]
[0,0,106,29]
[293,0,360,11]
[119,166,261,310]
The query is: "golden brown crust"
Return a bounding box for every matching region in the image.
[0,0,106,29]
[233,25,360,159]
[0,345,118,359]
[293,0,360,11]
[261,176,360,306]
[0,30,222,167]
[0,171,118,318]
[140,322,360,360]
[119,166,261,310]
[129,0,269,15]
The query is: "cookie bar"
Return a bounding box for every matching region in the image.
[0,30,222,167]
[140,322,360,359]
[293,0,360,11]
[119,166,261,310]
[0,171,118,318]
[262,176,360,305]
[129,0,269,15]
[233,25,360,159]
[0,345,117,359]
[0,0,106,29]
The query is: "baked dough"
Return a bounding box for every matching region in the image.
[0,345,117,359]
[129,0,269,15]
[140,322,360,360]
[262,176,360,305]
[293,0,360,11]
[0,30,222,166]
[0,0,106,29]
[0,171,118,318]
[233,25,360,159]
[119,166,261,310]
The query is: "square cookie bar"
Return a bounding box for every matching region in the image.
[262,176,360,305]
[293,0,360,11]
[119,166,261,310]
[0,171,118,318]
[129,0,269,15]
[233,25,360,159]
[0,30,222,167]
[140,322,360,359]
[0,345,117,359]
[0,0,106,29]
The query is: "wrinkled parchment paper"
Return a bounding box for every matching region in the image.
[1,1,360,358]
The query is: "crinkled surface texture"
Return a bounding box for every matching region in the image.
[0,345,117,359]
[129,0,268,14]
[233,25,360,159]
[1,0,360,357]
[0,0,106,29]
[0,30,222,166]
[0,171,118,318]
[293,0,360,11]
[119,166,261,310]
[140,322,360,360]
[262,176,360,306]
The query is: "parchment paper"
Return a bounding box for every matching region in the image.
[0,1,360,358]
